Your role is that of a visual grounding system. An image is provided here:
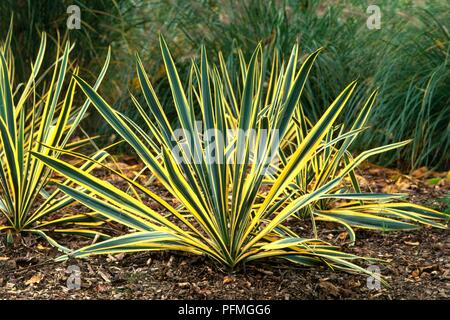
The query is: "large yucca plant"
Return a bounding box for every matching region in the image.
[0,25,112,250]
[34,37,448,276]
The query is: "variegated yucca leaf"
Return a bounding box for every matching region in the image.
[35,37,448,279]
[0,24,111,251]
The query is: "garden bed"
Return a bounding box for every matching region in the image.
[0,226,448,300]
[0,162,448,300]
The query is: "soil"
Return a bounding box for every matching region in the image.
[0,162,448,300]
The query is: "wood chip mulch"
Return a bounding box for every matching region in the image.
[0,162,448,299]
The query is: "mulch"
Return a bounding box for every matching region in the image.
[0,162,448,299]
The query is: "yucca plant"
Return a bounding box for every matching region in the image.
[34,37,448,276]
[285,111,449,243]
[0,26,112,250]
[218,45,449,244]
[169,0,450,171]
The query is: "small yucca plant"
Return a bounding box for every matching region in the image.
[0,25,111,250]
[220,47,449,243]
[34,37,448,276]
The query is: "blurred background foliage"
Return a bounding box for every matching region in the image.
[1,0,448,171]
